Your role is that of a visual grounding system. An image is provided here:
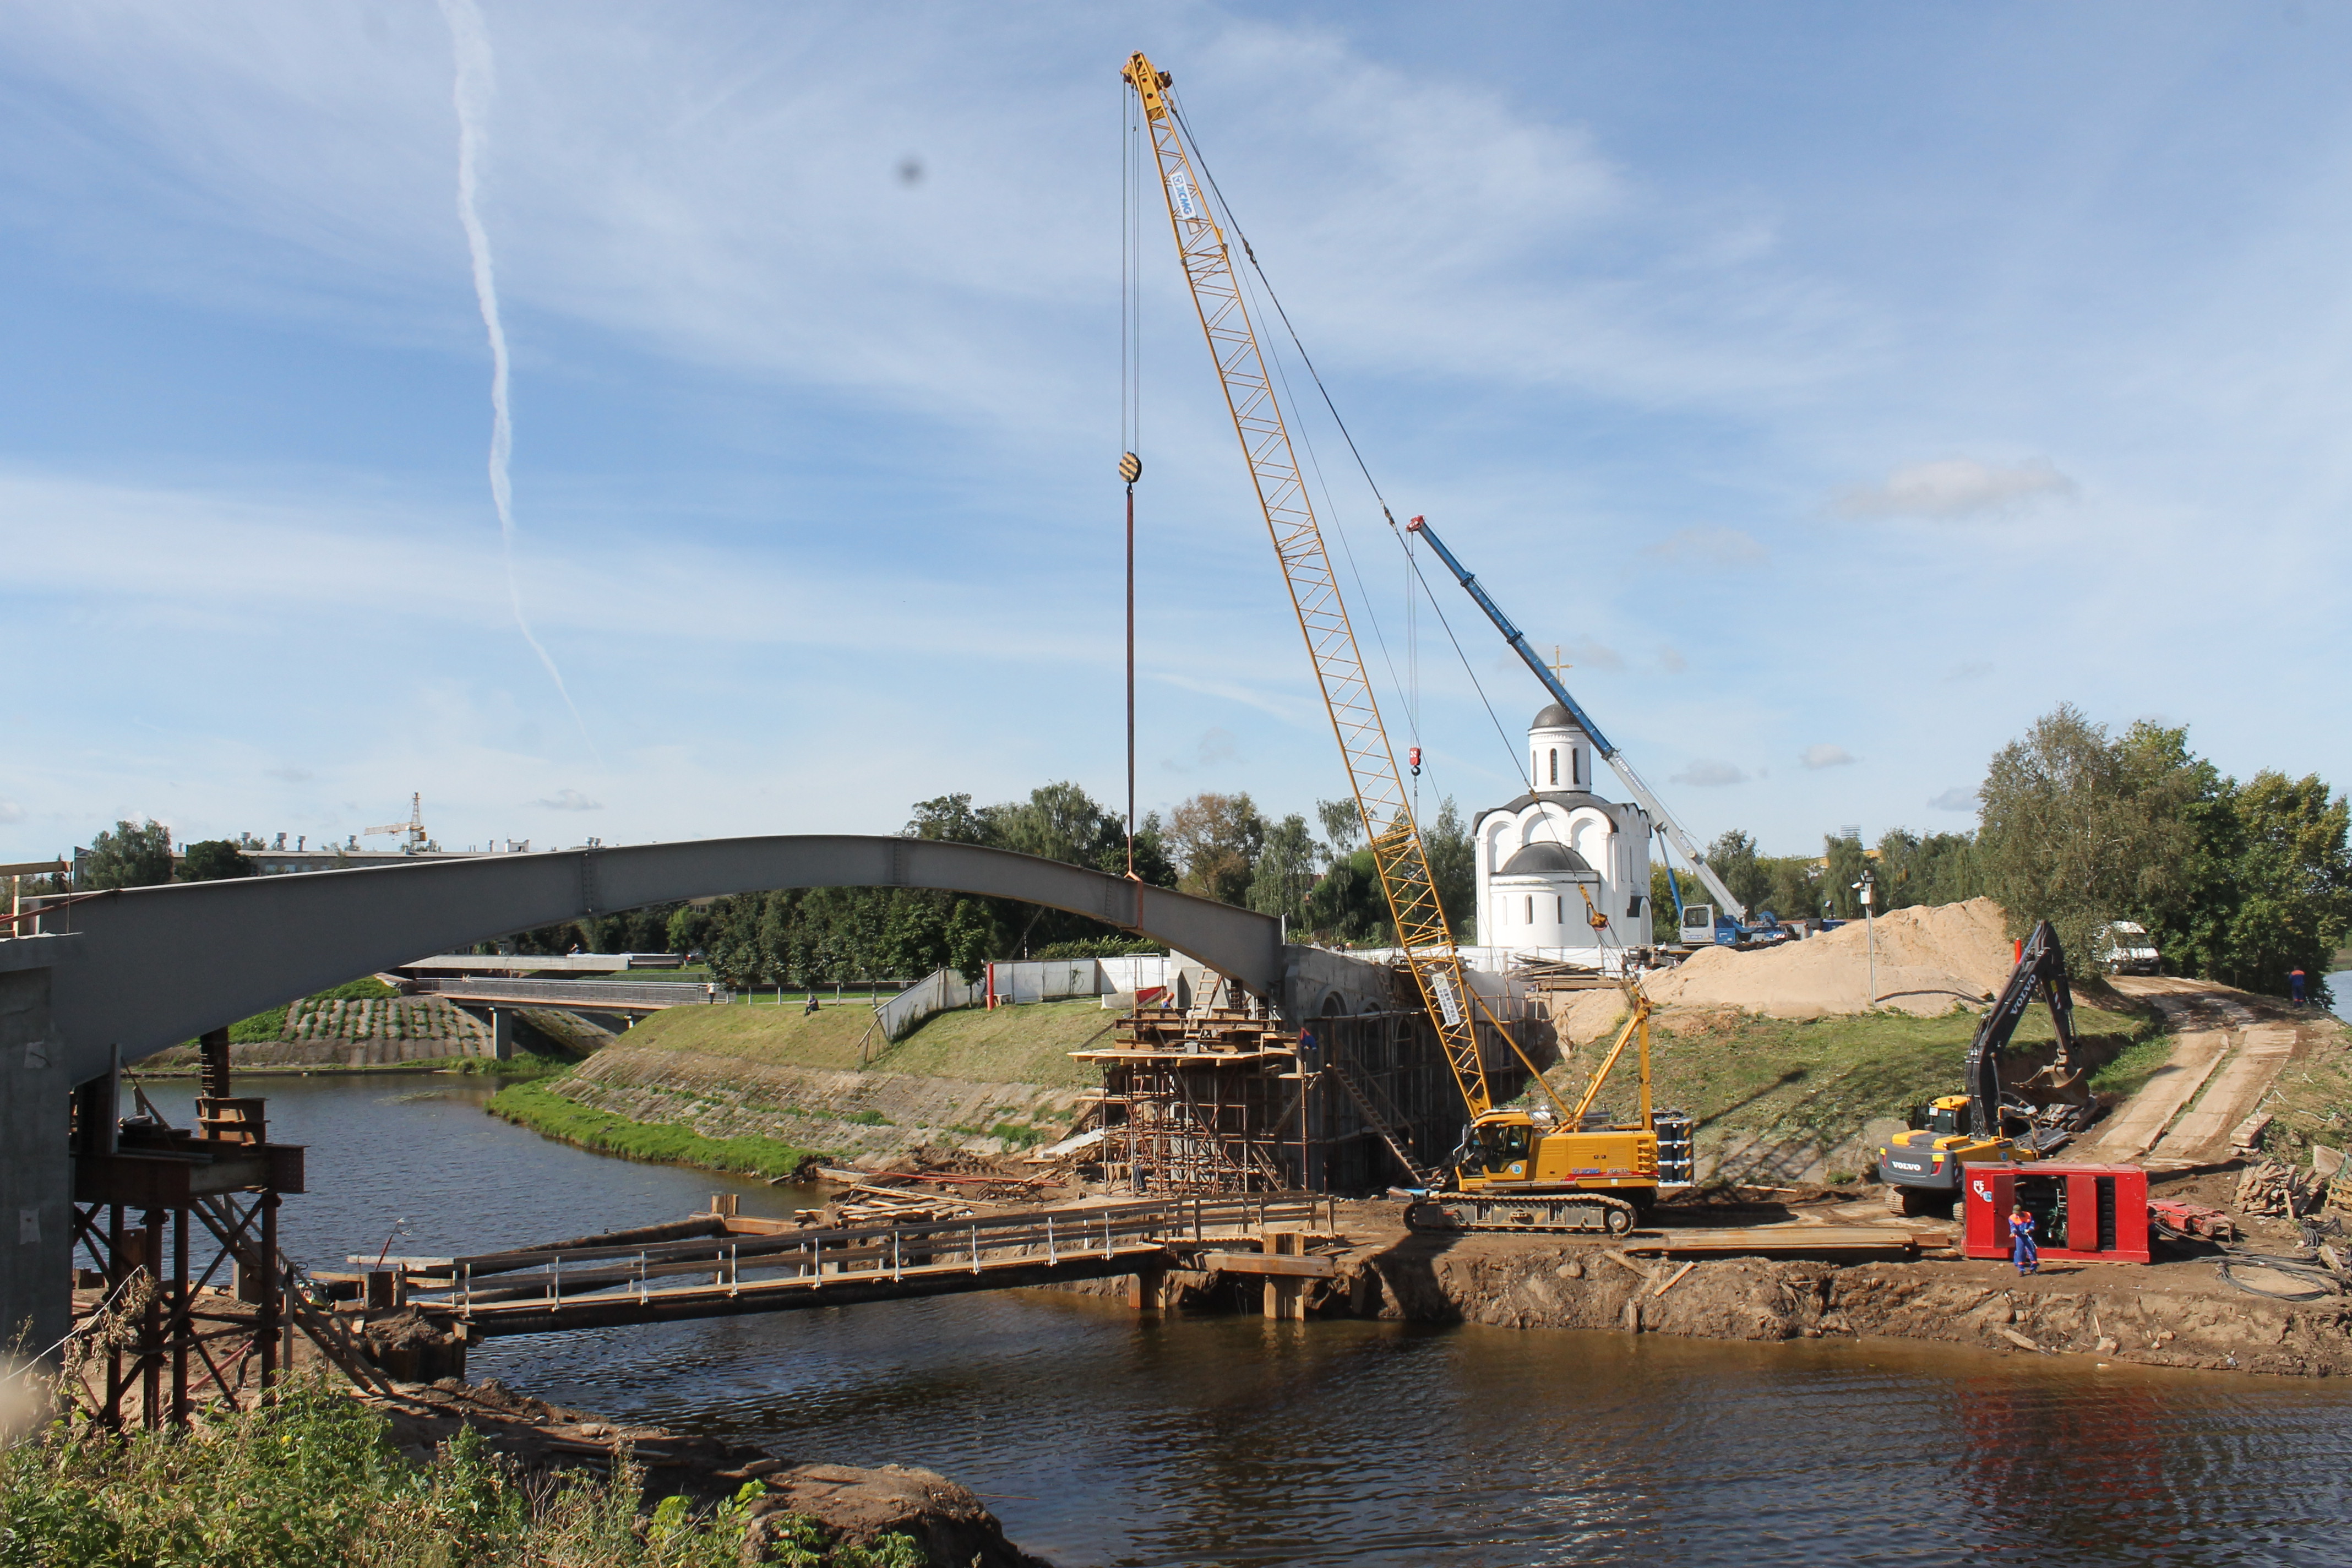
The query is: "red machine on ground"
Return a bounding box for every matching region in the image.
[1961,1162,2152,1265]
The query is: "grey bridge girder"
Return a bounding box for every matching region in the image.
[2,835,1281,1359]
[22,834,1283,1088]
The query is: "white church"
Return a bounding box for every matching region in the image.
[1473,703,1654,955]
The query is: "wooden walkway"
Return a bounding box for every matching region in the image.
[389,1195,1331,1339]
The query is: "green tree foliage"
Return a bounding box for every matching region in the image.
[177,839,257,882]
[1248,813,1319,923]
[1315,797,1362,858]
[1423,796,1476,940]
[79,818,174,889]
[1700,830,1770,914]
[1980,705,2213,974]
[1978,704,2352,994]
[1302,848,1389,944]
[1167,791,1268,905]
[1872,828,1982,910]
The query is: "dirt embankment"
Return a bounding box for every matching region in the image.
[367,1377,1051,1567]
[1093,1195,2352,1379]
[1340,1236,2352,1377]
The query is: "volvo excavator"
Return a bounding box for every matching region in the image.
[1875,919,2097,1216]
[1123,51,1691,1233]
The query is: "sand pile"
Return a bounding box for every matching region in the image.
[1641,897,2015,1020]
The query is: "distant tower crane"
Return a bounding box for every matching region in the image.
[362,793,431,853]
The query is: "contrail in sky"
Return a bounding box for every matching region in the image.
[439,0,596,758]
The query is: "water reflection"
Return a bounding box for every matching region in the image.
[158,1074,2352,1567]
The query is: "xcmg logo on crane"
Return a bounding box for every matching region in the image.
[1167,168,1200,220]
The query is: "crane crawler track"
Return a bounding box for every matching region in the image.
[1406,1192,1640,1235]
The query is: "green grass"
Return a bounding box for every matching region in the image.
[487,1077,825,1178]
[0,1374,917,1567]
[622,998,1109,1087]
[2088,1030,2180,1101]
[1545,999,2160,1156]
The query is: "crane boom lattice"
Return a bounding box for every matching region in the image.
[1123,51,1496,1118]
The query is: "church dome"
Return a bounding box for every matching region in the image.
[1532,702,1576,730]
[1497,841,1595,877]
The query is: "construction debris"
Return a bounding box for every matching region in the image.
[2234,1159,2325,1218]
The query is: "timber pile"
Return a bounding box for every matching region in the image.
[2235,1159,2325,1217]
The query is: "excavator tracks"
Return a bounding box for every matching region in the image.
[1406,1192,1642,1235]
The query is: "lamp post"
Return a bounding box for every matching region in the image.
[1852,868,1877,1006]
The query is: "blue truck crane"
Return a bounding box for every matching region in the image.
[1403,514,1788,948]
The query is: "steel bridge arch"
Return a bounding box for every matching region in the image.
[19,834,1281,1086]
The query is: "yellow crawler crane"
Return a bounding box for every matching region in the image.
[1124,52,1692,1233]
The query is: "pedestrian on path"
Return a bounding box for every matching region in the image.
[2290,968,2307,1005]
[2009,1204,2040,1276]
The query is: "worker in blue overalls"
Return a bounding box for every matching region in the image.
[2008,1202,2040,1276]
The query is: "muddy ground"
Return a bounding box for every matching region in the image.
[1087,1179,2352,1378]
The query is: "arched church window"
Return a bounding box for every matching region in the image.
[1524,895,1533,924]
[1556,896,1564,924]
[1548,749,1558,786]
[1575,749,1587,788]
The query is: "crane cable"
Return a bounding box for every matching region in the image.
[1167,88,1640,975]
[1167,91,1529,799]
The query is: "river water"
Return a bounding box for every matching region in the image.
[148,1074,2352,1567]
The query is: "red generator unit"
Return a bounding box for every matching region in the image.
[1961,1162,2150,1265]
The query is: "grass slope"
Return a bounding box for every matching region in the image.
[1550,1000,2160,1171]
[619,999,1110,1088]
[487,1078,821,1177]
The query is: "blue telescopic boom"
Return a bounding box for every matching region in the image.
[1404,515,1749,923]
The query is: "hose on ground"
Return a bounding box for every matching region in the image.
[2212,1251,2346,1302]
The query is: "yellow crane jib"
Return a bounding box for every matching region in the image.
[1120,47,1501,1123]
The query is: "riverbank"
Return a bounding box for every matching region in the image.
[6,1371,1046,1567]
[505,999,1106,1171]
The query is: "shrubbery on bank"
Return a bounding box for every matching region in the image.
[0,1378,917,1566]
[486,1079,822,1179]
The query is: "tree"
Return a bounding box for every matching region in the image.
[1248,814,1319,923]
[2198,771,2352,997]
[1423,796,1476,941]
[1874,828,1982,911]
[178,840,255,882]
[1979,704,2210,974]
[1303,850,1389,944]
[1167,792,1268,906]
[1315,798,1362,859]
[1700,830,1771,915]
[1822,831,1870,919]
[80,819,174,890]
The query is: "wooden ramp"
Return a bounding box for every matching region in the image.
[391,1196,1330,1340]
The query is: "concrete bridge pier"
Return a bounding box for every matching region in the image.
[2,952,70,1364]
[449,1003,517,1061]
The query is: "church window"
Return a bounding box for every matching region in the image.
[1525,895,1533,925]
[1548,749,1558,786]
[1574,749,1588,788]
[1556,896,1564,924]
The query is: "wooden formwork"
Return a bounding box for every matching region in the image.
[1075,974,1549,1195]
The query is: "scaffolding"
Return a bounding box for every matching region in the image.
[1076,971,1549,1195]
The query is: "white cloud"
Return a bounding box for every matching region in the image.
[1834,458,2076,519]
[1929,787,1978,812]
[1671,759,1749,787]
[1656,644,1687,674]
[1554,636,1623,673]
[0,801,24,824]
[1943,661,1994,682]
[1800,744,1855,769]
[537,788,601,811]
[1641,526,1767,569]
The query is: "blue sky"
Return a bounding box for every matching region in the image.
[6,1,2350,864]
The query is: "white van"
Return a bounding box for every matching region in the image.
[2097,921,2161,975]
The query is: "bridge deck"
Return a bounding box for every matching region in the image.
[398,1195,1331,1338]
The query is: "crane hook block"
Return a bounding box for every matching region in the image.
[1119,451,1142,484]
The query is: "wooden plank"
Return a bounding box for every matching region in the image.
[1620,1227,1921,1255]
[1196,1250,1336,1278]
